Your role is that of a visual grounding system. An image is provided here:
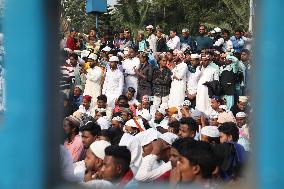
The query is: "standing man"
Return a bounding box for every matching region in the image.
[230,30,245,53]
[122,47,140,95]
[168,51,188,108]
[196,54,220,113]
[121,29,133,51]
[180,28,196,53]
[146,25,157,53]
[195,25,213,53]
[166,29,181,50]
[102,56,124,108]
[83,54,103,106]
[66,28,80,51]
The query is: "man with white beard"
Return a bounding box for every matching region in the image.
[102,56,124,108]
[122,47,140,96]
[196,53,220,113]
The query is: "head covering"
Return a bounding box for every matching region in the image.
[159,132,179,145]
[125,119,145,131]
[112,116,124,122]
[210,30,216,34]
[138,109,152,121]
[74,85,83,91]
[191,54,200,59]
[239,96,248,103]
[191,109,203,120]
[183,100,191,107]
[211,95,221,101]
[146,25,154,29]
[168,107,178,115]
[136,128,160,147]
[83,95,92,102]
[201,126,220,138]
[157,107,166,116]
[90,140,111,160]
[123,48,129,55]
[219,105,227,111]
[97,117,111,130]
[226,55,238,62]
[182,28,189,33]
[214,27,222,33]
[217,112,236,124]
[66,115,81,128]
[88,53,97,61]
[102,46,112,52]
[160,103,169,110]
[236,112,247,118]
[109,56,119,62]
[117,52,124,57]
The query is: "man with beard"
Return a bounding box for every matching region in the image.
[83,54,103,106]
[73,121,102,181]
[102,56,124,108]
[63,116,84,162]
[149,107,168,131]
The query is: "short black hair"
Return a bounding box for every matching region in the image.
[179,117,198,133]
[241,49,251,56]
[105,146,131,173]
[222,29,230,35]
[80,121,101,137]
[218,122,239,142]
[168,121,180,134]
[97,95,107,103]
[127,87,136,94]
[118,95,128,102]
[69,53,78,60]
[172,138,216,179]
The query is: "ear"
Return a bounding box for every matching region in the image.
[116,164,123,175]
[190,131,196,138]
[228,135,233,142]
[192,164,201,176]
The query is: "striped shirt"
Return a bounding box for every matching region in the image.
[60,63,75,90]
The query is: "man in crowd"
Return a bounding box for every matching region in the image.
[195,25,213,53]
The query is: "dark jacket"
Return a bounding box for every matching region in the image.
[156,37,167,52]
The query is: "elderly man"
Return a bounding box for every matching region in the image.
[102,56,124,108]
[122,47,140,95]
[146,25,157,53]
[180,28,196,53]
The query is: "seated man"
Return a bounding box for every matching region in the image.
[101,146,134,187]
[178,117,199,139]
[93,95,113,120]
[70,85,83,111]
[126,87,140,108]
[169,138,217,187]
[113,95,136,116]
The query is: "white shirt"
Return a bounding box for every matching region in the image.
[187,68,202,95]
[102,69,124,96]
[147,34,157,53]
[135,154,172,182]
[166,36,181,50]
[149,118,169,130]
[73,160,86,182]
[122,57,140,76]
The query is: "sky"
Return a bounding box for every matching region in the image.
[107,0,117,6]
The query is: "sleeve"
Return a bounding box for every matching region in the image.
[102,73,108,95]
[135,155,172,182]
[173,64,187,79]
[87,68,103,83]
[214,38,224,47]
[71,141,84,162]
[117,73,124,96]
[213,67,220,81]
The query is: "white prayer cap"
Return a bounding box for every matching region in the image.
[88,53,97,61]
[125,119,146,131]
[236,112,247,118]
[201,126,220,138]
[138,109,152,121]
[157,107,166,116]
[171,114,181,121]
[109,56,119,62]
[226,55,238,62]
[210,30,216,34]
[217,112,236,124]
[136,128,160,147]
[182,28,189,33]
[219,105,227,111]
[183,100,191,107]
[191,109,203,120]
[159,132,179,145]
[81,50,90,58]
[117,52,124,57]
[112,116,124,122]
[90,140,111,160]
[214,27,222,33]
[74,85,83,91]
[97,117,111,130]
[123,48,129,55]
[102,46,112,52]
[146,25,154,29]
[191,54,200,59]
[239,96,248,103]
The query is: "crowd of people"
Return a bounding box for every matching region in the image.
[59,24,253,188]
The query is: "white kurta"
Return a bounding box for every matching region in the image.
[196,63,219,113]
[187,68,202,95]
[168,62,188,108]
[83,66,103,104]
[102,69,124,108]
[147,34,157,53]
[122,57,140,94]
[166,36,181,50]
